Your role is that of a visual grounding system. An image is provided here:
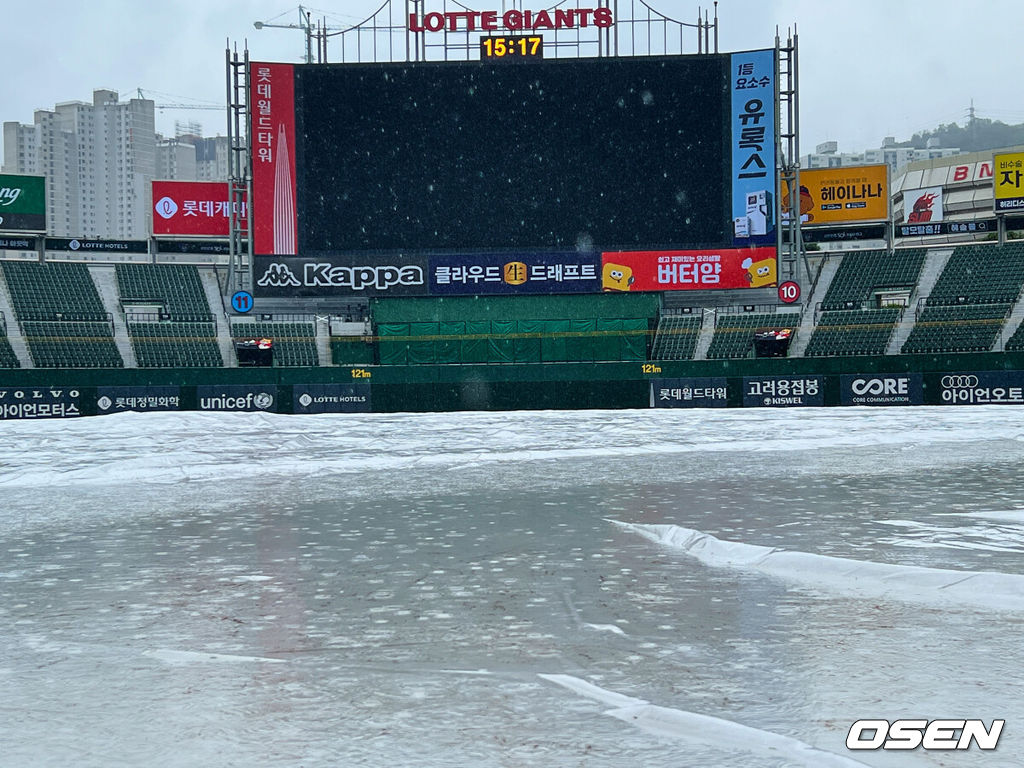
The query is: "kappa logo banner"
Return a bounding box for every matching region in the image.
[253,255,427,298]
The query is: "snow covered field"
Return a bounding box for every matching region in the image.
[2,407,1023,767]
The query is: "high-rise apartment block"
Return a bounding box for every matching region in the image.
[2,89,230,239]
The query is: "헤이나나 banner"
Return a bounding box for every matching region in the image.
[601,247,777,292]
[782,165,888,226]
[0,173,46,232]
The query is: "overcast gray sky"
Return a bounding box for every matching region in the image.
[3,1,1021,153]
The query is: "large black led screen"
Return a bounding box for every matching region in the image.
[294,55,731,253]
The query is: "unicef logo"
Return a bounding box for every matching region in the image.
[941,375,979,388]
[254,392,274,410]
[298,393,313,407]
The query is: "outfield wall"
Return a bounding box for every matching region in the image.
[2,351,1024,418]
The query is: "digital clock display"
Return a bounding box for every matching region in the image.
[480,35,544,60]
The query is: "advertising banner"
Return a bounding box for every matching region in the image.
[0,173,46,232]
[938,371,1024,405]
[253,254,428,298]
[45,238,149,254]
[840,374,923,406]
[96,386,182,414]
[293,383,371,413]
[731,49,776,247]
[782,165,888,226]
[651,377,728,408]
[896,219,995,238]
[152,181,245,236]
[742,376,824,407]
[0,236,36,250]
[0,387,81,420]
[251,62,297,255]
[994,152,1024,212]
[902,186,944,224]
[155,239,238,255]
[429,253,601,295]
[602,247,777,292]
[196,385,278,412]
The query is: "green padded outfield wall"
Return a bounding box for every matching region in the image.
[370,293,662,323]
[3,351,1024,416]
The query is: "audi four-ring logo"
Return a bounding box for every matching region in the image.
[941,375,979,388]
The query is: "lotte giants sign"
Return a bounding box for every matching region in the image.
[152,181,246,236]
[408,8,612,32]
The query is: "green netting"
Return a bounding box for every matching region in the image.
[542,320,570,362]
[461,320,490,363]
[330,338,375,365]
[488,320,516,363]
[514,320,543,363]
[378,323,410,365]
[371,293,660,323]
[567,319,597,362]
[437,321,465,364]
[621,317,649,360]
[407,322,439,365]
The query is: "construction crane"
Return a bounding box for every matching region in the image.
[254,5,317,64]
[135,89,222,111]
[253,5,348,64]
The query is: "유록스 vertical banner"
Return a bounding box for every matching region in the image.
[651,378,728,408]
[731,49,776,247]
[902,187,944,224]
[152,181,246,236]
[0,173,46,232]
[601,247,777,292]
[251,62,297,255]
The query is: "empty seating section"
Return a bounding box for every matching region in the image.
[232,322,318,367]
[706,313,790,359]
[820,249,926,311]
[651,314,702,360]
[901,304,1009,354]
[1006,319,1024,352]
[129,322,222,367]
[22,321,123,368]
[925,244,1024,306]
[0,333,19,368]
[2,261,109,321]
[804,309,900,357]
[115,264,213,320]
[2,262,122,367]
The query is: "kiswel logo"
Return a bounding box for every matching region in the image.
[846,719,1004,751]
